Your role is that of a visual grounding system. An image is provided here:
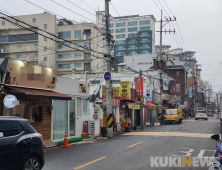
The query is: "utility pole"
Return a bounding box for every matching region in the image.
[105,0,113,138]
[217,94,220,112]
[184,62,188,109]
[139,69,143,130]
[156,10,176,114]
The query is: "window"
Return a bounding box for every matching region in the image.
[128,51,138,56]
[17,45,21,48]
[173,71,180,75]
[140,26,150,31]
[15,20,19,24]
[128,45,137,50]
[75,43,82,48]
[140,20,150,25]
[2,21,5,26]
[44,36,47,41]
[3,100,26,118]
[58,31,71,39]
[77,98,82,117]
[0,33,38,43]
[75,30,82,38]
[84,42,91,49]
[116,34,125,39]
[83,29,91,39]
[82,99,87,116]
[16,54,21,58]
[44,57,47,61]
[116,22,125,27]
[116,28,125,33]
[116,51,126,56]
[140,50,150,54]
[128,33,137,38]
[84,53,91,60]
[35,54,38,57]
[84,62,91,70]
[128,27,137,32]
[128,21,137,26]
[116,46,126,50]
[69,100,75,136]
[58,44,71,49]
[110,29,114,34]
[89,80,100,84]
[44,47,47,51]
[44,24,47,29]
[128,39,137,44]
[35,44,38,48]
[75,53,82,58]
[58,54,71,59]
[140,38,150,43]
[33,18,36,23]
[116,40,125,45]
[75,63,82,68]
[0,122,20,137]
[109,23,114,28]
[116,56,124,62]
[30,106,42,123]
[140,32,150,37]
[140,44,150,49]
[58,64,71,69]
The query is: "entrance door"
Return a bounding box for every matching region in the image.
[136,110,140,126]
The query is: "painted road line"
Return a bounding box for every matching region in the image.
[175,128,178,130]
[187,123,190,124]
[123,132,214,138]
[73,156,106,170]
[182,125,185,126]
[128,141,143,148]
[155,135,158,137]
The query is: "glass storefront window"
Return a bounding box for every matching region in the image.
[53,100,68,140]
[82,99,87,116]
[69,100,75,137]
[77,98,82,117]
[3,100,26,118]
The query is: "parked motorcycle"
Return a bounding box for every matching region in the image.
[208,134,222,170]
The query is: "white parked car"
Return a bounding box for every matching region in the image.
[195,110,208,120]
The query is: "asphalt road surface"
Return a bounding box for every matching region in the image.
[43,115,220,170]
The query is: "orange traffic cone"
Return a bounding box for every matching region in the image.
[61,132,71,147]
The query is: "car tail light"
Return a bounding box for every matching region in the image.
[219,153,222,158]
[35,133,43,142]
[196,113,199,115]
[204,113,207,115]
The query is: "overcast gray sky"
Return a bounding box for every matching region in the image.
[1,0,222,91]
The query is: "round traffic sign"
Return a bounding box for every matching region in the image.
[104,72,111,81]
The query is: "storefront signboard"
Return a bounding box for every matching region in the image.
[170,83,176,96]
[176,83,180,95]
[5,58,58,90]
[3,95,19,108]
[144,92,152,102]
[79,83,87,93]
[120,81,130,100]
[128,103,140,110]
[102,85,120,106]
[135,77,143,97]
[130,88,136,101]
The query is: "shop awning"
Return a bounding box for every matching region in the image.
[95,102,102,105]
[145,103,157,109]
[143,104,149,108]
[7,86,72,100]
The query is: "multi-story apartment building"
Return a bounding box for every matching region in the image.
[0,13,103,75]
[96,12,156,71]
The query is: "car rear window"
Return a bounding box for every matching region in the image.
[19,122,36,133]
[0,121,20,137]
[197,110,205,113]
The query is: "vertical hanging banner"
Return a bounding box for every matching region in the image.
[135,77,144,98]
[120,81,130,100]
[130,88,136,101]
[176,83,180,95]
[170,82,176,96]
[162,77,169,91]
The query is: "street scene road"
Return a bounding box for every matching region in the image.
[43,116,219,170]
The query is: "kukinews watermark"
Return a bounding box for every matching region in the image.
[150,157,216,168]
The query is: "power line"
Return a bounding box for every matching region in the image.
[79,0,97,11]
[110,2,120,16]
[163,0,187,51]
[24,0,105,33]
